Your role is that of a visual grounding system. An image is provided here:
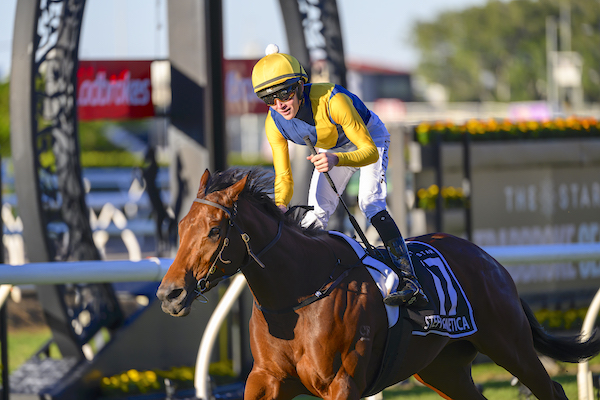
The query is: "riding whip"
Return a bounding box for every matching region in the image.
[303,136,376,256]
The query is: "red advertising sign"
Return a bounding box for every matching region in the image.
[77,60,154,120]
[224,59,268,115]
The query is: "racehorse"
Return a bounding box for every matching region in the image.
[156,167,600,400]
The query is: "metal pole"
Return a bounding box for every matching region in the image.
[434,133,443,233]
[462,132,472,241]
[546,16,558,114]
[0,151,7,400]
[195,274,247,400]
[205,0,226,172]
[0,301,7,400]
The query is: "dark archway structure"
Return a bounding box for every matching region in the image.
[8,0,346,373]
[10,0,123,360]
[281,0,347,87]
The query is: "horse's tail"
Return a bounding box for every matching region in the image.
[521,298,600,363]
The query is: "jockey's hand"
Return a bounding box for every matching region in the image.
[307,152,339,173]
[278,204,288,213]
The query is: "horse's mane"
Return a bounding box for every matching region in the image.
[204,167,325,236]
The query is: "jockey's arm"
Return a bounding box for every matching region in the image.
[266,115,294,208]
[328,93,378,167]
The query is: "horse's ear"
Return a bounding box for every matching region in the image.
[197,169,211,197]
[225,174,248,202]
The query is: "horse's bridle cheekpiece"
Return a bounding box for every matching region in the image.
[192,197,282,301]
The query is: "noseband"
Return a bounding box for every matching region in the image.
[193,197,283,300]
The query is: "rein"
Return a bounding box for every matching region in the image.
[193,197,283,300]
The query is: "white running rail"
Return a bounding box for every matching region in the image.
[195,273,247,400]
[0,258,172,287]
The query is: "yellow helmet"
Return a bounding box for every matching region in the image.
[252,49,308,98]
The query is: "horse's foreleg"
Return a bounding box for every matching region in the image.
[244,369,307,400]
[323,375,362,400]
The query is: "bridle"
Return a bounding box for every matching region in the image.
[192,197,283,301]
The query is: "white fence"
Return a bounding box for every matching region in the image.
[1,243,600,399]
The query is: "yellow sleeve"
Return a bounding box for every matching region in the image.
[328,93,378,167]
[265,115,294,206]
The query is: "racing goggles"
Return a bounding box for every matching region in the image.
[260,83,299,106]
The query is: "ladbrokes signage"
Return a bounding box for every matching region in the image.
[77,60,154,120]
[224,59,268,115]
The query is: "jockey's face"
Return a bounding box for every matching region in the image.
[271,83,302,120]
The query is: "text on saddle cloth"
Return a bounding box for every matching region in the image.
[404,240,478,338]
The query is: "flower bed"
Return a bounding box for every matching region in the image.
[415,116,600,145]
[99,360,237,398]
[417,184,465,210]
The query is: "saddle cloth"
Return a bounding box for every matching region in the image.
[328,232,477,338]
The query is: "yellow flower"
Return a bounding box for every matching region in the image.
[444,187,457,198]
[127,369,140,382]
[486,118,498,132]
[416,123,430,134]
[554,118,565,129]
[145,371,157,382]
[428,185,439,196]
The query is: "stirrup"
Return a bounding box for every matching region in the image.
[384,280,429,308]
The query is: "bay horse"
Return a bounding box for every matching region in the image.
[156,167,600,400]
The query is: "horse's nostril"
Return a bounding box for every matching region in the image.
[157,284,184,303]
[167,288,184,301]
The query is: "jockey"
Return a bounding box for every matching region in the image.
[251,45,428,308]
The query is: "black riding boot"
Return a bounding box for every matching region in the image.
[371,210,429,308]
[383,237,429,307]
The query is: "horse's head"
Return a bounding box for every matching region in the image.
[156,169,248,317]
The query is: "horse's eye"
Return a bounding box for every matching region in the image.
[208,227,220,239]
